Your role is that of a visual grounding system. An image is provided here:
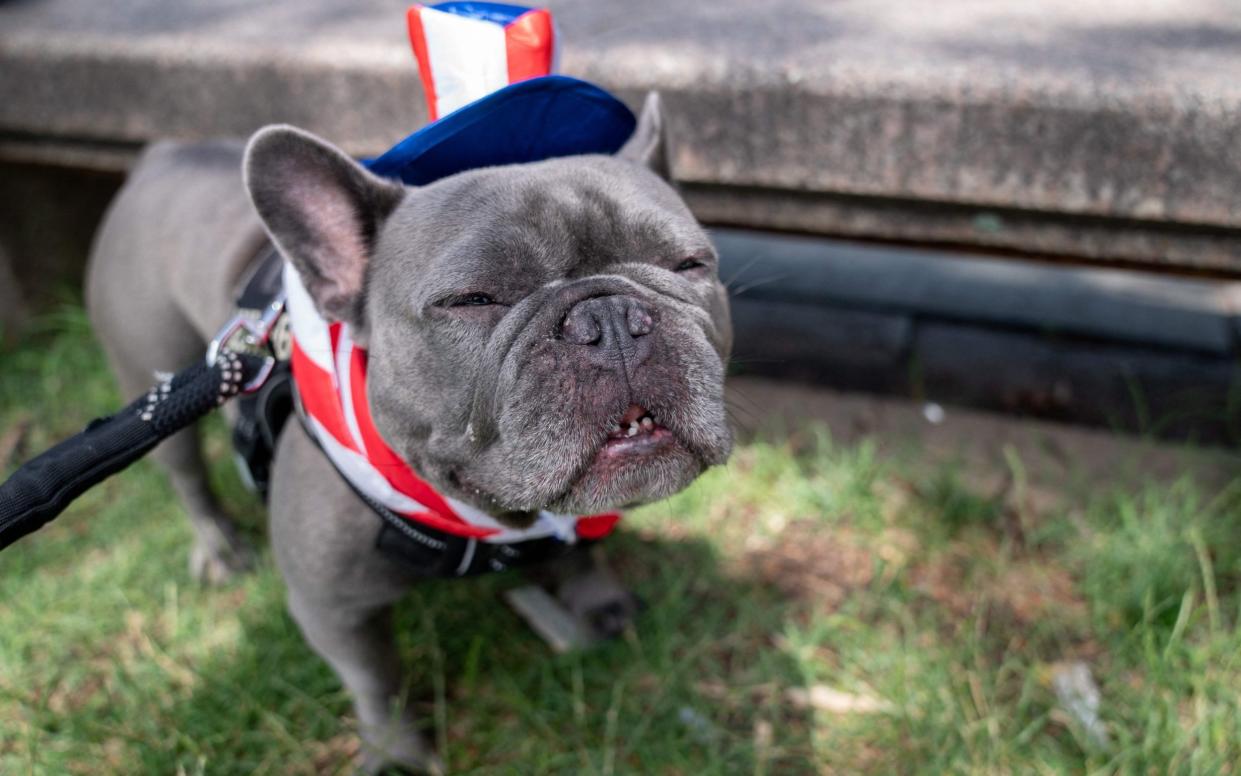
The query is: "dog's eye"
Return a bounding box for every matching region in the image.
[674,258,706,272]
[448,293,496,307]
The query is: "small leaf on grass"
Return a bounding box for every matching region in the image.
[785,685,892,714]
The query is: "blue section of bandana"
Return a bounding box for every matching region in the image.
[430,1,532,25]
[365,76,637,187]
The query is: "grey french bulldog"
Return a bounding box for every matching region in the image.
[85,93,732,773]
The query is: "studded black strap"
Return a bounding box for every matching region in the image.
[0,352,267,550]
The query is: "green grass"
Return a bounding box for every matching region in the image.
[2,306,1240,775]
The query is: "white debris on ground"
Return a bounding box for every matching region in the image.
[922,402,946,424]
[785,685,893,714]
[1051,661,1111,750]
[677,706,721,744]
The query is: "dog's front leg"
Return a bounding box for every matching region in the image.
[270,425,438,774]
[286,592,442,775]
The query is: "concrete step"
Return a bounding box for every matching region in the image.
[3,0,1241,271]
[716,229,1240,355]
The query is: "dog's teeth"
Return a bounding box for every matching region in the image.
[627,424,639,437]
[610,424,622,433]
[641,417,654,430]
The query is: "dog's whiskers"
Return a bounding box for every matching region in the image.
[728,273,789,298]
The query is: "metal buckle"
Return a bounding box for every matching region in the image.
[206,291,288,393]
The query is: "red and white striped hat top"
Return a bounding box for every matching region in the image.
[407,2,559,121]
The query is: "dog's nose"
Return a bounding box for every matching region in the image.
[560,295,656,369]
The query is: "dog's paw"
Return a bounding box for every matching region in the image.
[358,734,445,776]
[584,596,641,639]
[360,758,445,776]
[189,536,255,585]
[556,567,642,640]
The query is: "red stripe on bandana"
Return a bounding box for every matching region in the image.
[575,512,621,540]
[290,336,356,452]
[347,345,497,539]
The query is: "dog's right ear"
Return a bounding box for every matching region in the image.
[618,91,671,181]
[243,125,404,327]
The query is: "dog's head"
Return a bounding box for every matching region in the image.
[244,94,731,517]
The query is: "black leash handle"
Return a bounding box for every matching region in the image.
[0,352,264,550]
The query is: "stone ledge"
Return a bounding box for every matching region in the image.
[3,0,1241,271]
[719,228,1241,442]
[714,229,1240,354]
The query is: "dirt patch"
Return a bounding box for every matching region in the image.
[995,562,1087,624]
[45,670,107,716]
[742,521,879,609]
[302,732,360,774]
[910,544,1087,627]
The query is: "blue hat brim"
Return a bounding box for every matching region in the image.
[365,75,637,186]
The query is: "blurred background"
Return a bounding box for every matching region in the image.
[1,1,1239,773]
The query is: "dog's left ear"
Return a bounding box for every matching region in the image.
[618,91,671,181]
[243,125,405,329]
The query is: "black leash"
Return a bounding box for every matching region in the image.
[0,352,267,550]
[0,279,286,552]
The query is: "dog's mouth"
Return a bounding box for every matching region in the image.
[603,403,671,452]
[584,401,684,482]
[536,397,704,512]
[451,393,726,515]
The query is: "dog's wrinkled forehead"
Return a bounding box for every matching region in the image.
[378,155,713,298]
